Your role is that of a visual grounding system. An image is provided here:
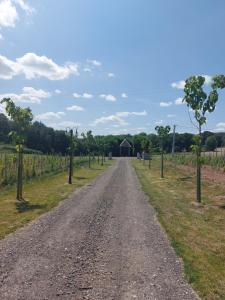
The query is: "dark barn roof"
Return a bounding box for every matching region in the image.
[120,139,131,148]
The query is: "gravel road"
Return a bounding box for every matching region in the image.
[0,158,199,300]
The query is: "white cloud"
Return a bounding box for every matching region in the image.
[155,120,163,125]
[121,93,128,99]
[0,102,6,114]
[215,122,225,132]
[0,53,79,80]
[116,110,147,117]
[202,74,212,85]
[83,93,93,99]
[0,33,3,39]
[13,0,34,15]
[167,114,176,118]
[174,97,184,105]
[171,80,185,90]
[66,105,84,111]
[93,115,129,126]
[17,53,79,80]
[87,59,102,67]
[0,0,18,28]
[35,111,65,121]
[108,72,115,78]
[100,94,117,102]
[55,89,61,94]
[48,121,81,130]
[0,54,20,79]
[0,86,50,104]
[160,101,172,107]
[0,0,34,32]
[73,92,93,99]
[93,110,147,126]
[83,67,92,73]
[73,93,81,98]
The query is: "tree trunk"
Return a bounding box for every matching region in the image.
[88,153,91,168]
[161,148,164,178]
[19,151,23,199]
[17,146,23,201]
[196,126,202,202]
[68,152,73,184]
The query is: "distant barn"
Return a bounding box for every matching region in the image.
[120,139,131,156]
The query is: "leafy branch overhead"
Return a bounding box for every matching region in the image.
[183,75,225,126]
[0,98,33,146]
[155,126,171,139]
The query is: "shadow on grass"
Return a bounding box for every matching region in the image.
[74,176,88,180]
[219,205,225,210]
[206,204,225,210]
[16,200,47,213]
[177,176,193,181]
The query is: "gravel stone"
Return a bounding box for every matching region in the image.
[0,158,199,299]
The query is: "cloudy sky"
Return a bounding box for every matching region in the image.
[0,0,225,135]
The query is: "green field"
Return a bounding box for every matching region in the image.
[133,158,225,300]
[0,160,112,240]
[0,153,91,187]
[165,153,225,171]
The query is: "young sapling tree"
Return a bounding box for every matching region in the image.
[183,75,225,202]
[0,98,33,201]
[148,139,153,169]
[155,125,171,178]
[82,131,95,168]
[94,136,101,164]
[67,128,78,184]
[141,137,149,165]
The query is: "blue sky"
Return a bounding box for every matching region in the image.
[0,0,225,135]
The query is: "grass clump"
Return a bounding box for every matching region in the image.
[132,158,225,300]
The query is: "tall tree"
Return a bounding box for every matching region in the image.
[155,125,171,178]
[205,135,217,151]
[67,129,78,184]
[183,74,225,202]
[1,98,33,201]
[82,131,95,168]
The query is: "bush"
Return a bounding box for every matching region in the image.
[205,136,217,151]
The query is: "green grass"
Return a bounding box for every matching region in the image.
[165,152,225,171]
[0,144,42,154]
[0,160,112,240]
[132,158,225,300]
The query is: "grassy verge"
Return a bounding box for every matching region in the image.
[132,158,225,300]
[0,160,112,240]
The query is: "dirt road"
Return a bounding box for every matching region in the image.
[0,158,198,299]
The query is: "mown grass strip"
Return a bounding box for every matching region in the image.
[0,160,112,240]
[132,158,225,300]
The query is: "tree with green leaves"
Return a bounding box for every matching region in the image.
[67,128,78,184]
[183,74,225,202]
[95,136,105,165]
[155,125,171,178]
[81,131,95,168]
[141,136,149,165]
[148,138,153,169]
[205,135,217,152]
[94,136,101,164]
[1,98,33,201]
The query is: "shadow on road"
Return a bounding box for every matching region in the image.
[15,201,47,213]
